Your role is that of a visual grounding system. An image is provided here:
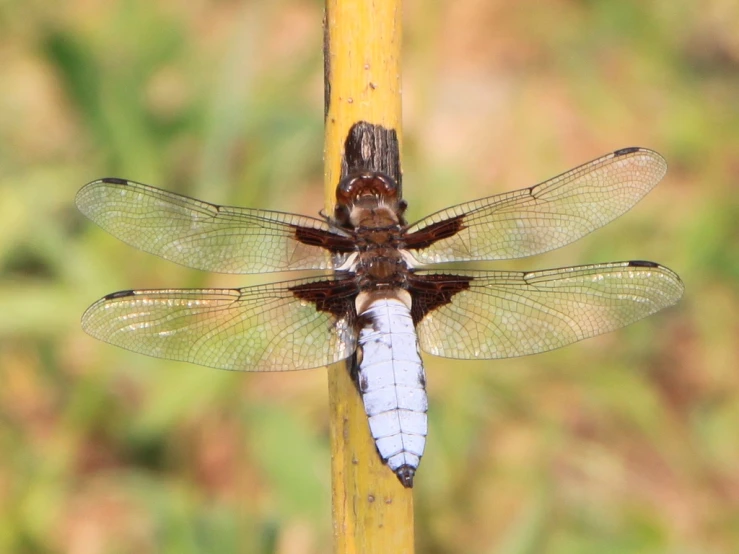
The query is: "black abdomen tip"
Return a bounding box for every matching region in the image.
[395,466,415,488]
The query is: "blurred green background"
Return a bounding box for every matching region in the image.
[1,0,737,552]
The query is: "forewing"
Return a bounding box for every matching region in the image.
[76,179,355,273]
[404,148,667,263]
[81,276,359,371]
[412,261,683,359]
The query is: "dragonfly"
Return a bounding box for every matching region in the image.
[76,146,684,487]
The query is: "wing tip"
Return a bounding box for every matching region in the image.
[78,176,130,192]
[627,260,685,302]
[76,177,131,212]
[80,289,136,326]
[626,259,681,278]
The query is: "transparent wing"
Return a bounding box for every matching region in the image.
[404,148,667,264]
[81,276,359,371]
[412,261,683,359]
[76,179,355,274]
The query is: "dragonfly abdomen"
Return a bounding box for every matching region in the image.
[356,296,428,487]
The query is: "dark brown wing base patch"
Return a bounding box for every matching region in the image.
[407,273,473,325]
[293,226,355,253]
[288,277,359,319]
[403,216,465,250]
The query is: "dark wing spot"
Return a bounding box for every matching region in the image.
[102,177,129,185]
[613,147,641,157]
[103,290,136,300]
[628,260,659,268]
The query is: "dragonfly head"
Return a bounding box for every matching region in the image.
[334,172,407,228]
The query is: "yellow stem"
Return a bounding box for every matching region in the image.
[324,1,414,553]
